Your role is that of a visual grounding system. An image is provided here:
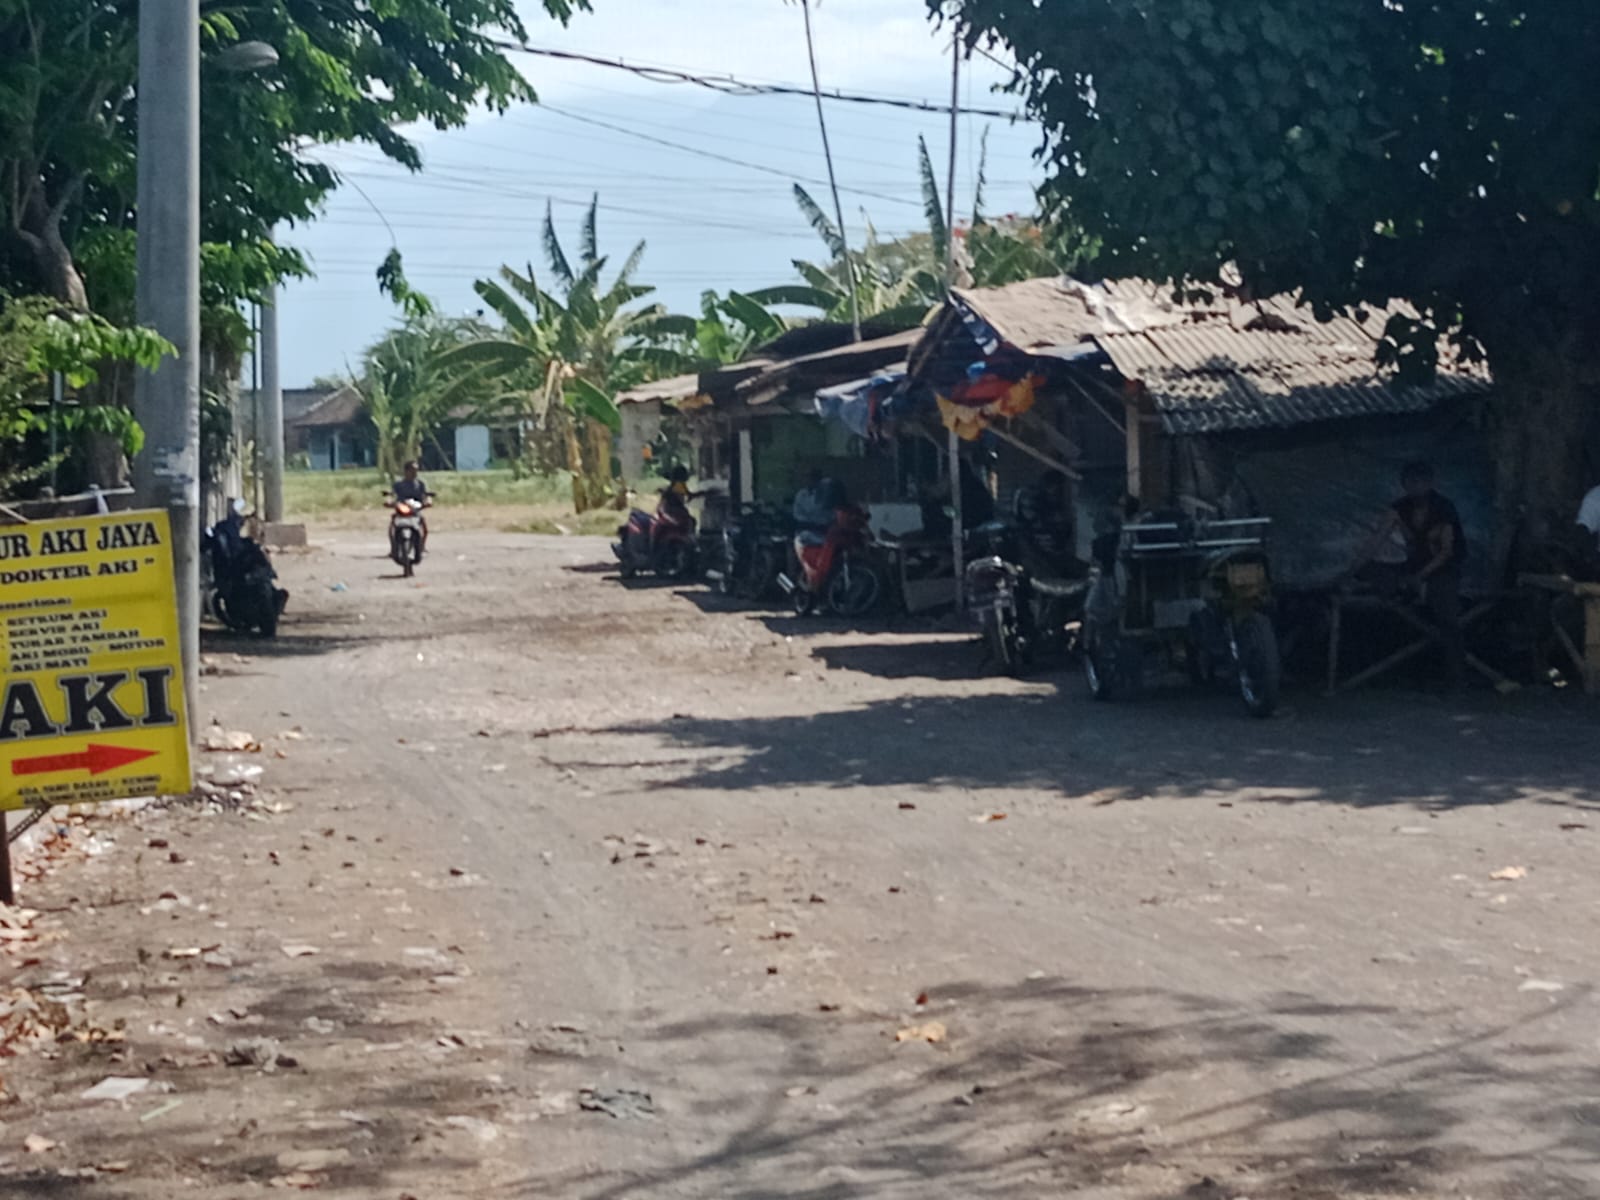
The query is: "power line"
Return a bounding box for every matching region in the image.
[495,40,1030,121]
[535,106,921,209]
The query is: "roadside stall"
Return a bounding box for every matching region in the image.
[1098,297,1502,693]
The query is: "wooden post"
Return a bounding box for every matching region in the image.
[949,427,965,613]
[0,813,14,907]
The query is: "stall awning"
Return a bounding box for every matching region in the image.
[814,369,906,439]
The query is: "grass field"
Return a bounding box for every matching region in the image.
[283,469,628,535]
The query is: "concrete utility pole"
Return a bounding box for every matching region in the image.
[260,276,284,522]
[132,0,201,726]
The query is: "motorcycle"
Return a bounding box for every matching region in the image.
[613,492,700,580]
[708,502,792,601]
[778,503,882,617]
[385,491,432,578]
[203,500,287,638]
[964,521,1086,674]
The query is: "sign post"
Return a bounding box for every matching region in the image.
[0,510,192,898]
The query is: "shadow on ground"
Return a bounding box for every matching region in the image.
[493,974,1600,1200]
[601,682,1600,811]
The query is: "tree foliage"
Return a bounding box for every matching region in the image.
[447,197,693,509]
[934,0,1600,524]
[0,295,172,488]
[356,314,493,477]
[786,133,1079,327]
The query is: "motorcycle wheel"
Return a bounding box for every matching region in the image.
[257,604,277,639]
[828,557,881,617]
[982,610,1017,675]
[792,588,816,617]
[1083,627,1116,700]
[1232,611,1281,718]
[618,562,637,581]
[667,543,695,580]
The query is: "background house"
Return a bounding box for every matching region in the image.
[284,384,377,470]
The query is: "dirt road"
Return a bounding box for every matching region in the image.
[5,526,1600,1198]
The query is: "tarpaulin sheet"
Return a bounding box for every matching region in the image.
[1225,421,1498,595]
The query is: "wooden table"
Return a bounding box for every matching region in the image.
[1518,573,1600,693]
[1324,589,1514,694]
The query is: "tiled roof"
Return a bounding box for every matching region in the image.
[290,384,365,428]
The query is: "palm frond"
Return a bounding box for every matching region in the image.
[473,279,534,340]
[918,135,949,268]
[746,284,836,311]
[722,291,787,342]
[580,194,600,268]
[793,184,847,262]
[543,201,575,291]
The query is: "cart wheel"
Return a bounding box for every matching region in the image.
[1232,612,1281,718]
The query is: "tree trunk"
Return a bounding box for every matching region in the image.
[1485,352,1598,578]
[16,191,89,311]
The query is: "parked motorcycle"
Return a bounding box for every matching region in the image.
[964,520,1086,674]
[708,503,792,601]
[203,500,287,638]
[778,503,882,617]
[613,494,700,580]
[385,490,432,578]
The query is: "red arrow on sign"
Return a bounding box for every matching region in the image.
[11,744,159,778]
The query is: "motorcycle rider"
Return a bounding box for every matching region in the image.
[390,460,430,552]
[653,465,699,548]
[792,468,844,536]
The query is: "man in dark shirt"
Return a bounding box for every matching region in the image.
[390,460,430,548]
[1352,460,1466,686]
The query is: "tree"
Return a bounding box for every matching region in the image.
[447,197,693,509]
[783,133,1078,326]
[933,0,1600,544]
[0,295,171,492]
[355,315,492,477]
[0,0,584,312]
[681,290,793,366]
[0,0,586,486]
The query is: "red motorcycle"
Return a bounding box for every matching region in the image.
[613,493,700,580]
[779,504,882,617]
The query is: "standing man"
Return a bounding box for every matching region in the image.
[1351,460,1467,687]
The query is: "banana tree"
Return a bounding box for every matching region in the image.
[783,132,1078,325]
[443,196,693,510]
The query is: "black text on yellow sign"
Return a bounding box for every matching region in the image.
[0,510,191,812]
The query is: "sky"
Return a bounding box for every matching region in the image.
[274,0,1047,386]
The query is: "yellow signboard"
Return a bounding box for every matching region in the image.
[0,510,191,812]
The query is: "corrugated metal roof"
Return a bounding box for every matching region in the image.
[949,277,1200,355]
[616,373,703,407]
[1099,312,1491,434]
